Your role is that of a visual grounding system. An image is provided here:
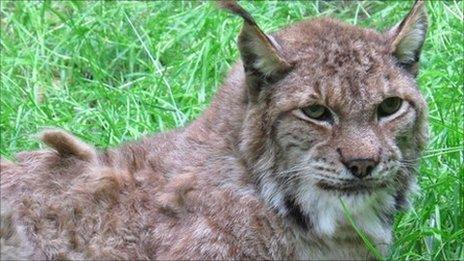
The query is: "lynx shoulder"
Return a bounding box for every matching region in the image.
[1,1,428,259]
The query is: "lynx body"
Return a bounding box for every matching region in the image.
[1,1,428,260]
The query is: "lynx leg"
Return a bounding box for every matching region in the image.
[40,129,97,163]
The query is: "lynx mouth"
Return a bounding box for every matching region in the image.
[315,179,388,194]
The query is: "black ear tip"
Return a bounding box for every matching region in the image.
[414,0,427,13]
[217,0,236,10]
[218,0,257,26]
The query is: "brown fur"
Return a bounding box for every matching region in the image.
[1,1,428,259]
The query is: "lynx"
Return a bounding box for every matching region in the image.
[1,1,428,260]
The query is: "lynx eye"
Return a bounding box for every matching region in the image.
[301,105,331,121]
[378,97,403,118]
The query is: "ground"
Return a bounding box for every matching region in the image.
[1,1,462,260]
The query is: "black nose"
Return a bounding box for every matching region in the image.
[343,159,378,179]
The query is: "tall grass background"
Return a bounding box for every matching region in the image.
[1,1,462,259]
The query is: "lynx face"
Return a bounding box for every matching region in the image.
[223,1,428,237]
[268,30,427,236]
[271,22,427,195]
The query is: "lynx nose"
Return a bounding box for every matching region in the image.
[343,159,378,179]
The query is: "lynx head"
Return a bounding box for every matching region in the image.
[221,1,428,233]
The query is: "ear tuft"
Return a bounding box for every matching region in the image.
[388,0,428,75]
[218,0,258,27]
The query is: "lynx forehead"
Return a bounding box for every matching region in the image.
[1,1,428,260]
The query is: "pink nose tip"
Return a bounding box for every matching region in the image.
[343,159,378,178]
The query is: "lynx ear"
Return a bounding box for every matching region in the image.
[388,0,428,76]
[220,1,292,97]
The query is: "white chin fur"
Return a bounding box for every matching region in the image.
[295,185,395,243]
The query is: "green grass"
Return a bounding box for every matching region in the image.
[1,1,462,259]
